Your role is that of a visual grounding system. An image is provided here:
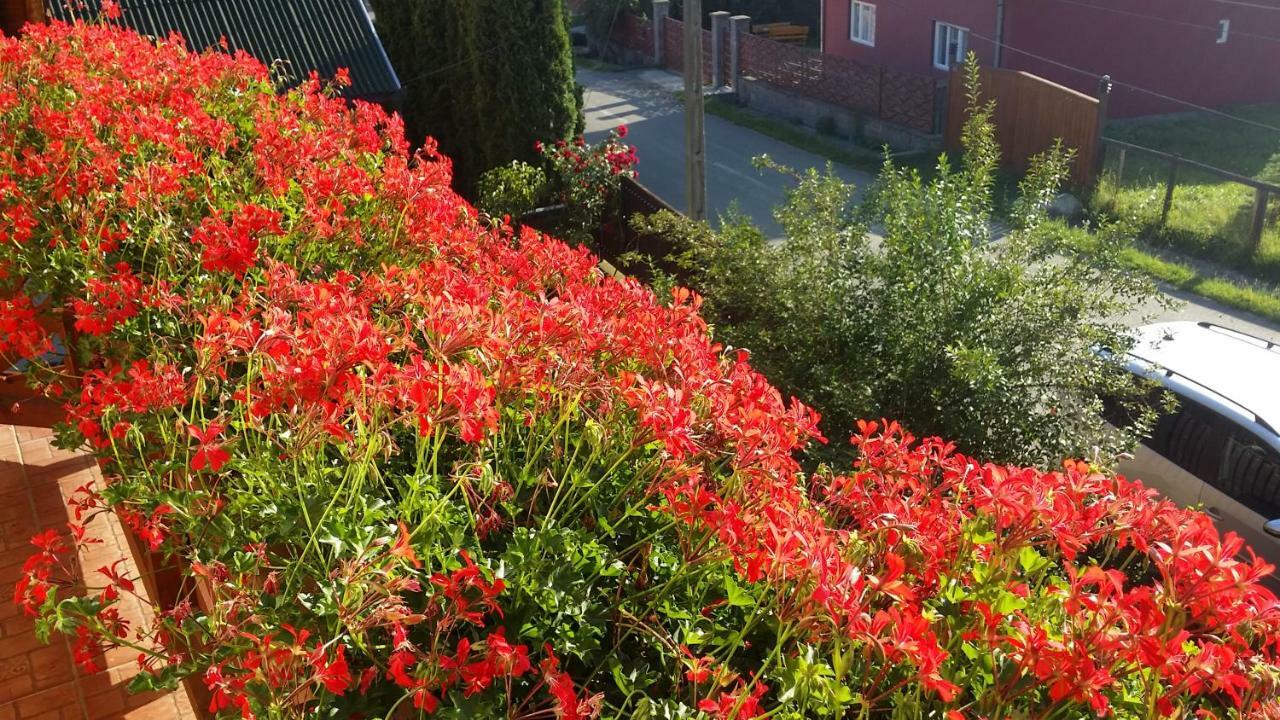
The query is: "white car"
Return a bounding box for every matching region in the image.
[1116,321,1280,574]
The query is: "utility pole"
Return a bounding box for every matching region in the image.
[683,0,707,221]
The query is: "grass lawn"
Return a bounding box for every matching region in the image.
[1120,245,1280,324]
[1092,104,1280,282]
[573,56,632,73]
[1048,220,1280,324]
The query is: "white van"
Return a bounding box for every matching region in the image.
[1115,321,1280,577]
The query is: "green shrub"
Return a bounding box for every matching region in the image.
[638,62,1166,468]
[476,161,548,220]
[478,127,637,246]
[580,0,647,47]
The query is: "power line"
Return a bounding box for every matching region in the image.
[965,29,1280,136]
[1048,0,1219,33]
[1211,0,1280,11]
[396,43,505,88]
[1042,0,1280,44]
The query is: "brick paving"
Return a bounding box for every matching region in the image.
[0,424,197,720]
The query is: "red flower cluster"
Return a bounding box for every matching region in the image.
[3,19,1279,720]
[191,204,282,278]
[0,295,51,361]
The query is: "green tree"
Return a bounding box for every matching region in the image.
[367,0,451,155]
[637,62,1166,468]
[371,0,583,192]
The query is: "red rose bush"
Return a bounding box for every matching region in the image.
[2,21,1279,719]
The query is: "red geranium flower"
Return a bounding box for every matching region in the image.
[310,644,353,696]
[188,421,230,472]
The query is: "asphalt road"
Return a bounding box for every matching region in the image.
[580,67,871,238]
[579,66,1280,345]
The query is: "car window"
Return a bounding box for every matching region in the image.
[1218,432,1280,520]
[1145,394,1229,485]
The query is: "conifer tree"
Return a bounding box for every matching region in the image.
[371,0,583,192]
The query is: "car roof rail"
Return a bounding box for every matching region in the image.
[1196,321,1280,352]
[1128,350,1280,438]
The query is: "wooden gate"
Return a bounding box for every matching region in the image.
[945,65,1102,188]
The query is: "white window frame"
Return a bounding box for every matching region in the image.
[1217,19,1231,44]
[933,22,969,70]
[850,1,876,47]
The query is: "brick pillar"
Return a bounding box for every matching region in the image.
[729,15,750,89]
[710,11,729,88]
[653,0,669,66]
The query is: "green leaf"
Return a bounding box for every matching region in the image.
[995,592,1027,615]
[1018,545,1049,575]
[724,575,754,608]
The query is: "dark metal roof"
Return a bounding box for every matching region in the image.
[44,0,401,101]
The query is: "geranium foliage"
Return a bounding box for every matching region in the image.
[3,20,1280,720]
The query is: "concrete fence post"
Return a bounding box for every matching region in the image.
[729,15,750,89]
[710,11,730,88]
[653,0,669,66]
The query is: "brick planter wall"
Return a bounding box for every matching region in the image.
[0,424,198,720]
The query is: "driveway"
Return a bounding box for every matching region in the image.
[579,67,1280,345]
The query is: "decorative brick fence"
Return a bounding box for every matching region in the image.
[739,35,938,133]
[609,5,940,136]
[660,16,713,85]
[612,14,653,60]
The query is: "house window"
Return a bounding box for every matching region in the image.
[850,1,876,46]
[933,22,968,70]
[1217,19,1231,44]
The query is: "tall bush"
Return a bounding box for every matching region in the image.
[579,0,647,48]
[370,0,583,191]
[2,23,1278,720]
[641,63,1168,469]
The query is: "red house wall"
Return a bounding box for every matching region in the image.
[1003,0,1280,117]
[822,0,998,77]
[819,0,998,75]
[822,0,1280,118]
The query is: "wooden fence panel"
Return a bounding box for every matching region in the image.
[946,66,1100,187]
